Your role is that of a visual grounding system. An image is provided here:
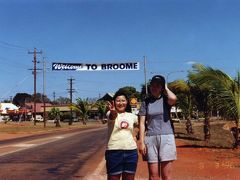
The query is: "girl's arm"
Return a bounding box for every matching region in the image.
[108,110,118,120]
[165,85,177,106]
[139,115,146,155]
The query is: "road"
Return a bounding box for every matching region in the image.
[1,125,238,180]
[0,127,107,180]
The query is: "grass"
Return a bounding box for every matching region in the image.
[0,120,105,134]
[174,120,235,149]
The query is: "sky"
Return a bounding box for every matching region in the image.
[0,0,239,102]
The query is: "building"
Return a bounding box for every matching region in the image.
[25,102,53,115]
[98,93,115,101]
[0,103,19,114]
[0,103,24,121]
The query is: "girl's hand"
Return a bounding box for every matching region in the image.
[107,101,118,120]
[107,101,115,111]
[139,141,147,155]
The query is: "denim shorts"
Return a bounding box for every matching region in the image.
[144,134,177,163]
[105,149,138,175]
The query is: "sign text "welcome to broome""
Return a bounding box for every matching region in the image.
[52,62,140,71]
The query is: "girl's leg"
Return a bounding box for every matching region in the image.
[161,161,173,180]
[148,163,160,180]
[122,172,135,180]
[108,174,121,180]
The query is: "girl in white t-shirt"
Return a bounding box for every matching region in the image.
[106,91,138,180]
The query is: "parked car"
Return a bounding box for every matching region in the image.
[31,115,44,122]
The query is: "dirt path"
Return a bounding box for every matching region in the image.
[77,139,240,180]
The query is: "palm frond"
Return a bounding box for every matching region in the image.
[189,64,240,121]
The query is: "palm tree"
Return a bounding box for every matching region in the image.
[189,82,212,141]
[190,64,240,147]
[95,101,107,124]
[72,98,91,125]
[48,107,61,127]
[168,80,194,134]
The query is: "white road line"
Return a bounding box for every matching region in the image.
[54,136,65,139]
[12,143,36,147]
[80,158,107,180]
[93,157,106,175]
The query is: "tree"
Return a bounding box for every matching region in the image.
[72,98,91,125]
[48,107,61,127]
[189,81,212,141]
[12,93,51,106]
[118,86,141,100]
[54,96,71,105]
[35,93,51,103]
[140,83,150,100]
[95,100,107,123]
[13,93,32,106]
[189,64,240,148]
[168,80,194,134]
[2,99,11,103]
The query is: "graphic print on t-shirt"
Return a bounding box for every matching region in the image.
[120,120,129,129]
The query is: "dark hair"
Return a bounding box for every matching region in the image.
[150,75,166,90]
[113,90,132,112]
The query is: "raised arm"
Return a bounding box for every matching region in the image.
[107,101,118,120]
[165,85,177,106]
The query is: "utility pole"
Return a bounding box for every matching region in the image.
[144,56,148,96]
[42,58,46,128]
[53,91,56,103]
[67,77,75,125]
[28,48,42,126]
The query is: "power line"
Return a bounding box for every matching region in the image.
[0,40,29,50]
[0,56,29,69]
[0,75,31,99]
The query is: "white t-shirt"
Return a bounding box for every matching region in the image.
[107,111,138,150]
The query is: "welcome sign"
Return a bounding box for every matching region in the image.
[52,62,140,71]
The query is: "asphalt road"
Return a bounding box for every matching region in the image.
[0,127,107,180]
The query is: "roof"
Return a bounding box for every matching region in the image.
[98,93,115,101]
[0,103,19,114]
[25,102,53,113]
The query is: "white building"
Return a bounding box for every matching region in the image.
[0,103,19,114]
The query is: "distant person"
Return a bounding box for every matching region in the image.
[105,91,138,180]
[138,75,177,180]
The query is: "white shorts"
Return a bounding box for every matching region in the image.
[144,134,177,163]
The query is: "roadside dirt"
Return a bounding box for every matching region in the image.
[171,140,240,180]
[0,122,104,141]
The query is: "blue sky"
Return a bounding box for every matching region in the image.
[0,0,239,101]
